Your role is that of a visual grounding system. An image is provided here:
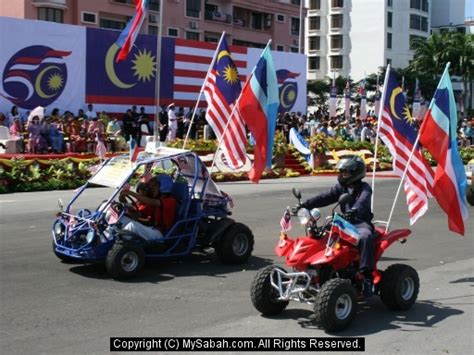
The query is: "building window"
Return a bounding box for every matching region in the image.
[291,17,300,36]
[422,0,429,12]
[186,0,201,18]
[291,0,301,5]
[387,32,392,49]
[310,0,321,10]
[387,12,392,28]
[331,35,343,49]
[290,46,299,53]
[204,32,220,42]
[309,36,320,50]
[386,58,392,66]
[82,12,97,24]
[410,14,428,32]
[149,25,158,35]
[457,27,466,34]
[331,0,344,8]
[149,0,160,11]
[309,57,320,70]
[100,18,126,30]
[186,31,200,41]
[387,0,393,7]
[168,28,179,37]
[233,39,266,48]
[251,13,263,30]
[330,55,343,69]
[309,16,320,30]
[410,0,421,9]
[38,7,64,23]
[276,14,285,23]
[409,34,425,49]
[276,44,284,51]
[331,14,343,28]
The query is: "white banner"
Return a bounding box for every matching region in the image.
[360,97,367,120]
[0,17,86,116]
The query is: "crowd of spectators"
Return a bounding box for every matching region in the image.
[0,103,471,155]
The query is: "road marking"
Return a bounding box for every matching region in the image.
[0,200,16,203]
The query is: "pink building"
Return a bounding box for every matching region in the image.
[1,0,305,52]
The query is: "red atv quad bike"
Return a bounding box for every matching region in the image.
[251,188,419,332]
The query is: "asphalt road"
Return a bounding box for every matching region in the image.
[0,176,473,354]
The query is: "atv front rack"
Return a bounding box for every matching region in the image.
[270,268,316,303]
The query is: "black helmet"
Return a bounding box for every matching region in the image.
[336,155,366,187]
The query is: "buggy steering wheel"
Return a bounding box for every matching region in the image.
[123,194,140,212]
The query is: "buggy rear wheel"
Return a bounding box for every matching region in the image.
[215,223,254,264]
[251,266,289,315]
[106,241,145,280]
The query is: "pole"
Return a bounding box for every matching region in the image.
[210,40,273,172]
[183,31,226,149]
[298,0,303,54]
[384,134,421,233]
[153,0,164,145]
[370,65,390,211]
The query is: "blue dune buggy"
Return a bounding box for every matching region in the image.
[52,147,254,279]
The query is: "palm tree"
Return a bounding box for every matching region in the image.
[409,32,448,79]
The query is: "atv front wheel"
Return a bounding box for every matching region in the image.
[216,223,254,264]
[251,266,289,315]
[106,241,145,280]
[380,264,419,310]
[314,278,357,332]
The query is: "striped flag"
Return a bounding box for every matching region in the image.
[115,0,149,63]
[332,213,361,246]
[129,138,139,163]
[280,207,292,232]
[419,64,468,235]
[202,37,247,169]
[173,39,248,108]
[379,69,434,224]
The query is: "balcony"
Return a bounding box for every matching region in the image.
[232,7,272,32]
[33,0,67,9]
[205,10,232,24]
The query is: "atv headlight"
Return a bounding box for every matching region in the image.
[54,222,65,236]
[86,230,95,244]
[297,208,311,225]
[310,208,321,221]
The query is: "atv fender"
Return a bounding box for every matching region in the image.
[208,218,236,243]
[375,229,411,261]
[308,245,359,270]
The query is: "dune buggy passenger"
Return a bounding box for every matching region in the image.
[118,175,177,240]
[297,155,375,296]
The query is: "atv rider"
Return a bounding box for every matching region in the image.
[298,155,375,296]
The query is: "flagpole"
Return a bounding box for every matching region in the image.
[153,0,164,146]
[384,133,422,233]
[370,65,390,211]
[209,39,272,173]
[183,31,226,149]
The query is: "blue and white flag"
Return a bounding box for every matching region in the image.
[331,213,361,246]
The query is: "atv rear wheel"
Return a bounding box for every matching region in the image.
[216,223,254,264]
[380,264,419,310]
[106,241,145,280]
[314,278,357,332]
[251,266,289,315]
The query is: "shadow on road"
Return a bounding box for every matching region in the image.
[260,298,464,336]
[67,253,273,283]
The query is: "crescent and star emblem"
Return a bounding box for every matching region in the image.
[35,65,60,99]
[105,43,136,89]
[389,86,404,120]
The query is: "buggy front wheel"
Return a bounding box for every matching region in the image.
[106,241,145,280]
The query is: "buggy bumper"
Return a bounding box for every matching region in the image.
[270,268,314,302]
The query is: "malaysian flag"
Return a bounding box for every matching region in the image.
[280,207,292,232]
[171,39,248,108]
[202,37,247,169]
[379,69,434,224]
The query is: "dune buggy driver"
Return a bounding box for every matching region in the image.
[118,175,177,240]
[295,155,375,296]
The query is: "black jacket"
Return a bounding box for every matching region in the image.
[302,181,374,224]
